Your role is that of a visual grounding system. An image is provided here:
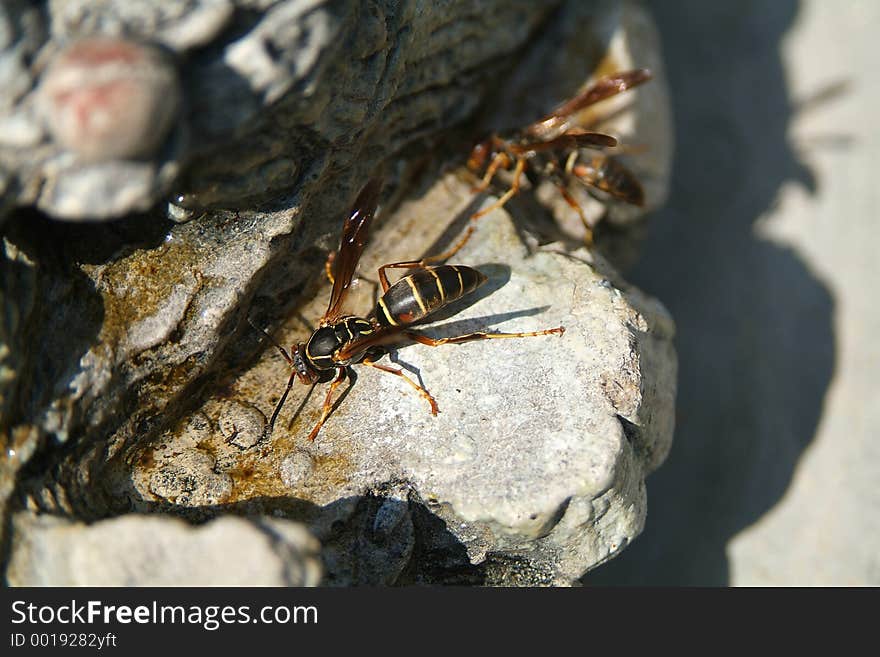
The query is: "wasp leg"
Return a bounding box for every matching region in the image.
[361,357,439,415]
[470,156,527,220]
[425,223,477,262]
[307,367,347,441]
[325,250,337,285]
[404,325,564,347]
[555,183,594,247]
[472,151,511,193]
[375,153,527,288]
[376,225,478,291]
[267,370,298,437]
[374,153,525,290]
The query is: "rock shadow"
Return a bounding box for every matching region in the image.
[1,208,173,444]
[140,492,485,586]
[586,0,835,585]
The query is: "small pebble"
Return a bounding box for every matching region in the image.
[218,401,266,449]
[166,201,197,223]
[148,449,233,506]
[181,411,213,445]
[280,451,315,488]
[38,37,180,161]
[372,498,410,543]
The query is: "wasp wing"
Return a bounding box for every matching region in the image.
[333,325,402,363]
[526,69,653,140]
[511,130,617,155]
[322,177,383,323]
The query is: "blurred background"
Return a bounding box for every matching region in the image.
[588,0,878,585]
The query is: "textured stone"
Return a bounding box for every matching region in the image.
[218,400,267,449]
[123,173,676,584]
[7,513,321,586]
[49,0,236,51]
[37,37,181,162]
[2,0,564,219]
[148,448,233,506]
[0,1,46,223]
[1,0,675,586]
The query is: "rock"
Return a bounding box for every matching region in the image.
[48,0,236,52]
[1,0,562,220]
[280,451,316,487]
[6,512,322,586]
[123,173,677,585]
[218,400,267,449]
[148,448,234,506]
[37,37,181,162]
[1,0,675,585]
[0,2,44,141]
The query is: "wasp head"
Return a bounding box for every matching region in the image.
[292,343,319,384]
[467,138,493,172]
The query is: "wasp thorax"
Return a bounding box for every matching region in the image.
[304,326,340,371]
[304,318,375,370]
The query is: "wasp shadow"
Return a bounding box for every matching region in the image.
[585,0,835,585]
[387,304,553,387]
[413,307,553,340]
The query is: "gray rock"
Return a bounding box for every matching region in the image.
[2,0,562,219]
[48,0,236,51]
[1,0,674,585]
[280,450,316,487]
[148,448,234,506]
[0,0,571,492]
[218,400,267,449]
[0,2,47,215]
[6,512,322,586]
[123,173,676,584]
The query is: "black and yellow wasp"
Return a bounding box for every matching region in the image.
[466,69,652,245]
[255,178,564,441]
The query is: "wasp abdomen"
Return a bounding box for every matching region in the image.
[585,156,645,206]
[376,265,487,327]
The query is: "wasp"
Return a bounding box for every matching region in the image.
[465,69,652,246]
[255,178,564,442]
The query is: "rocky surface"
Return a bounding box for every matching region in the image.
[6,513,321,585]
[3,0,562,220]
[1,0,675,585]
[119,180,675,586]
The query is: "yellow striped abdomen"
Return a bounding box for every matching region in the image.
[376,265,487,327]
